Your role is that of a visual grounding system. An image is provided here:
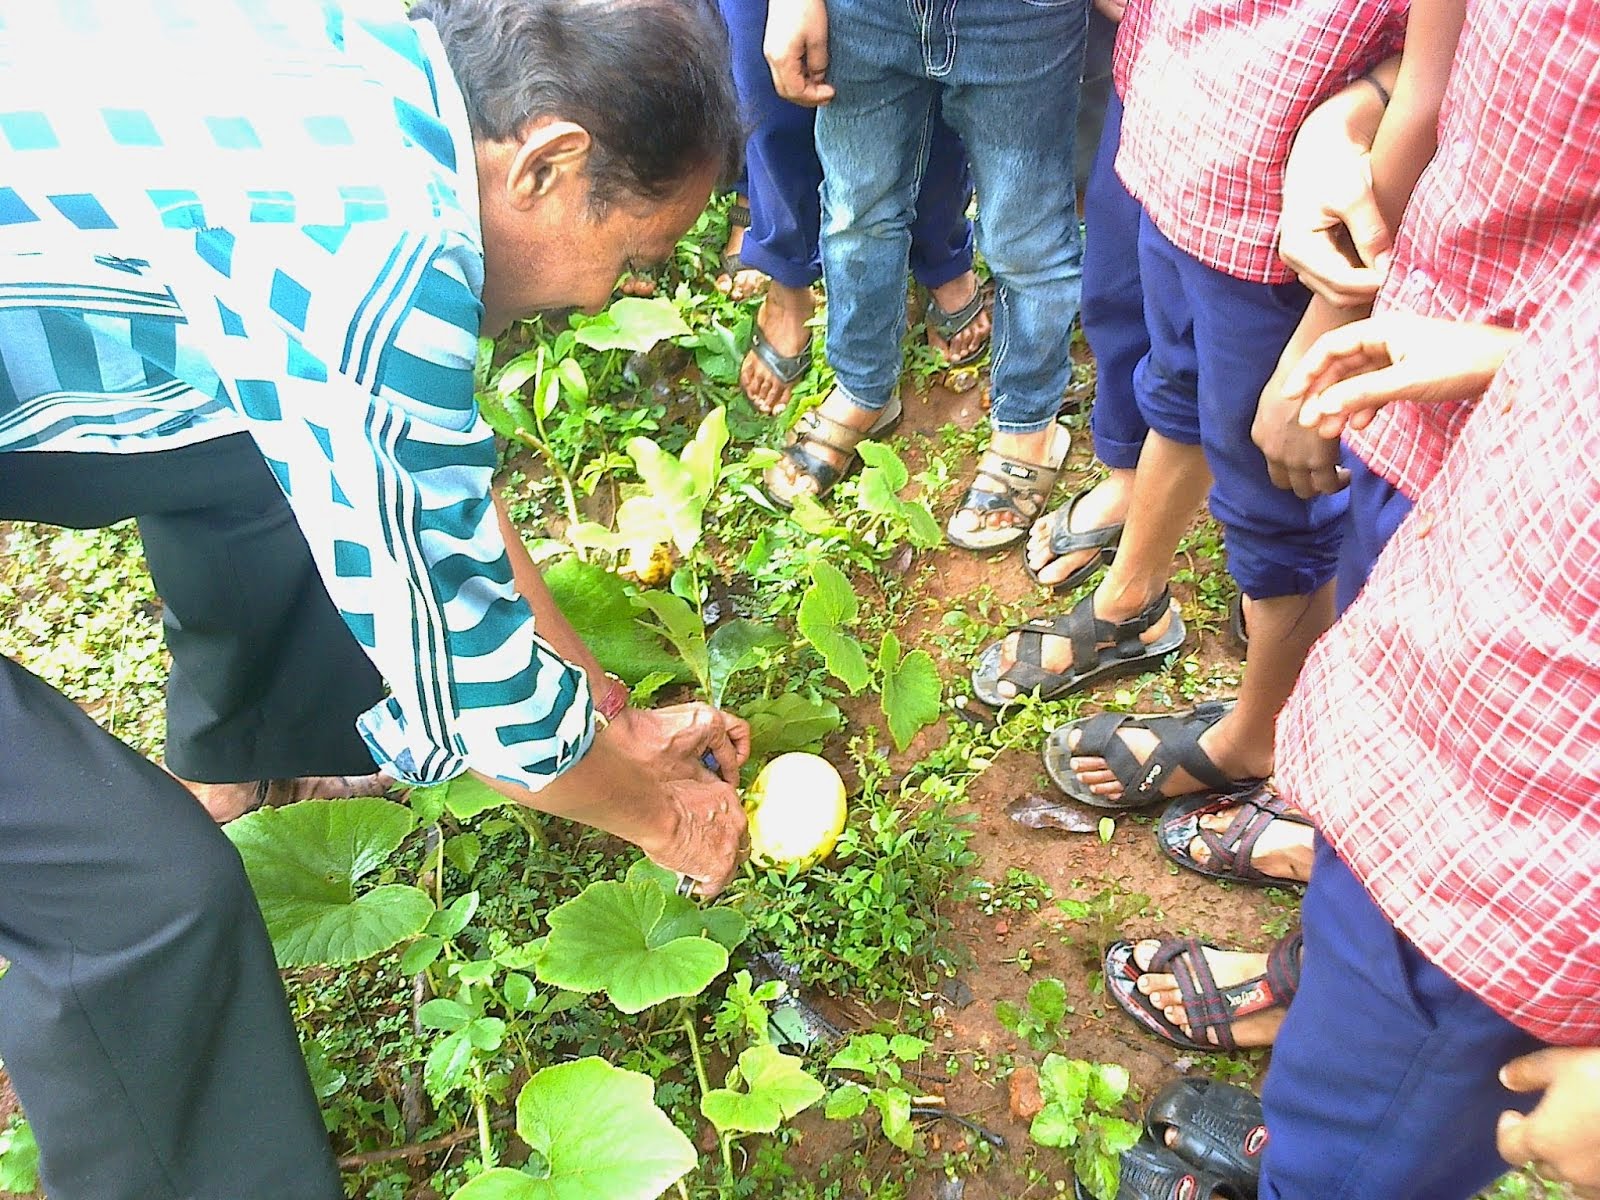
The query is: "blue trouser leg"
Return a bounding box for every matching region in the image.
[908,111,975,290]
[719,0,973,291]
[1082,90,1148,471]
[818,0,1086,428]
[1259,838,1541,1199]
[1134,213,1345,598]
[1335,450,1414,613]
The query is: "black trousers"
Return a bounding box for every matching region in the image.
[0,655,343,1199]
[0,434,383,780]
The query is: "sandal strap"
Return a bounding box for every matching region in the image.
[728,202,750,228]
[1145,1080,1267,1188]
[1193,786,1295,882]
[1046,488,1125,558]
[749,325,812,386]
[927,285,985,338]
[1266,927,1304,999]
[1114,1138,1245,1200]
[956,447,1065,523]
[1007,588,1171,694]
[1151,937,1292,1052]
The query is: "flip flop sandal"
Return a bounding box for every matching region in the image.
[970,587,1185,706]
[926,284,990,367]
[719,201,752,279]
[1156,781,1311,887]
[763,395,904,510]
[1044,699,1254,811]
[1024,486,1125,593]
[1074,1137,1251,1200]
[744,323,813,397]
[946,424,1072,552]
[1104,929,1303,1052]
[1144,1078,1268,1191]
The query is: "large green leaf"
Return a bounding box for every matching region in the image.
[543,557,691,685]
[701,1044,825,1134]
[706,618,784,707]
[633,590,708,692]
[225,798,435,967]
[740,694,844,759]
[855,441,941,547]
[627,407,728,555]
[450,1058,696,1200]
[797,561,869,694]
[534,878,730,1013]
[572,296,692,353]
[878,632,942,751]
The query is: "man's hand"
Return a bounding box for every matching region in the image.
[1498,1047,1600,1198]
[1281,314,1520,439]
[613,703,751,896]
[1253,364,1349,498]
[1278,80,1394,307]
[765,0,834,106]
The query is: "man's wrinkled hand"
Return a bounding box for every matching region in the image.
[1498,1047,1600,1199]
[1281,314,1520,440]
[1253,367,1349,498]
[1278,93,1392,307]
[765,0,834,106]
[615,704,750,896]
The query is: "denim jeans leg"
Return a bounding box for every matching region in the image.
[816,0,937,413]
[936,0,1087,434]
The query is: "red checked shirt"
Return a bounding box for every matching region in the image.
[1277,270,1600,1045]
[1347,0,1600,495]
[1112,0,1408,284]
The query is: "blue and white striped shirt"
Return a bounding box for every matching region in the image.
[0,0,595,789]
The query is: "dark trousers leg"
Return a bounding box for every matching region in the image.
[0,435,383,781]
[0,656,342,1200]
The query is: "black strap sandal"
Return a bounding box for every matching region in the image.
[1144,1078,1268,1191]
[926,284,989,367]
[1227,592,1249,656]
[970,588,1185,706]
[1105,929,1304,1052]
[746,324,812,390]
[719,201,752,279]
[1075,1136,1250,1200]
[1157,781,1310,887]
[946,428,1071,551]
[762,396,903,510]
[1024,486,1125,593]
[1044,699,1252,811]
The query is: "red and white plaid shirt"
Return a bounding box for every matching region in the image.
[1112,0,1407,284]
[1348,0,1600,495]
[1277,270,1600,1045]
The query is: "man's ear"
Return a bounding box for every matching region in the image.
[505,120,594,211]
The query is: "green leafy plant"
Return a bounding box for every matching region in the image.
[0,1116,39,1196]
[451,1057,696,1200]
[1055,876,1161,966]
[877,631,941,752]
[996,977,1071,1052]
[797,560,871,694]
[852,441,941,549]
[543,556,692,686]
[1027,1056,1142,1200]
[823,1033,932,1152]
[225,798,435,966]
[738,693,844,761]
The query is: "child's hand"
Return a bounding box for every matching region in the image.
[1253,367,1349,498]
[1498,1048,1600,1199]
[1278,82,1394,307]
[1282,314,1520,439]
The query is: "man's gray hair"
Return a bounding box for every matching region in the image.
[413,0,743,205]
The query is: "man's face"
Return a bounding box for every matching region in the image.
[478,140,717,334]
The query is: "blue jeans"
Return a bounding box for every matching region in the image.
[816,0,1088,434]
[719,0,974,291]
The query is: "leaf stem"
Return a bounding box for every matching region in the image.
[472,1062,495,1168]
[511,427,586,562]
[681,1010,735,1193]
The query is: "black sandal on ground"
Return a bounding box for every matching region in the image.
[926,284,990,367]
[1144,1078,1268,1191]
[946,424,1072,552]
[969,588,1185,706]
[1156,781,1310,887]
[1104,929,1304,1052]
[1075,1136,1251,1200]
[1043,699,1252,811]
[719,200,752,279]
[762,394,904,509]
[744,322,812,399]
[1025,486,1125,593]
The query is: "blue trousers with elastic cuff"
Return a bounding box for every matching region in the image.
[1132,213,1346,599]
[717,0,974,291]
[1082,90,1149,472]
[1258,838,1541,1199]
